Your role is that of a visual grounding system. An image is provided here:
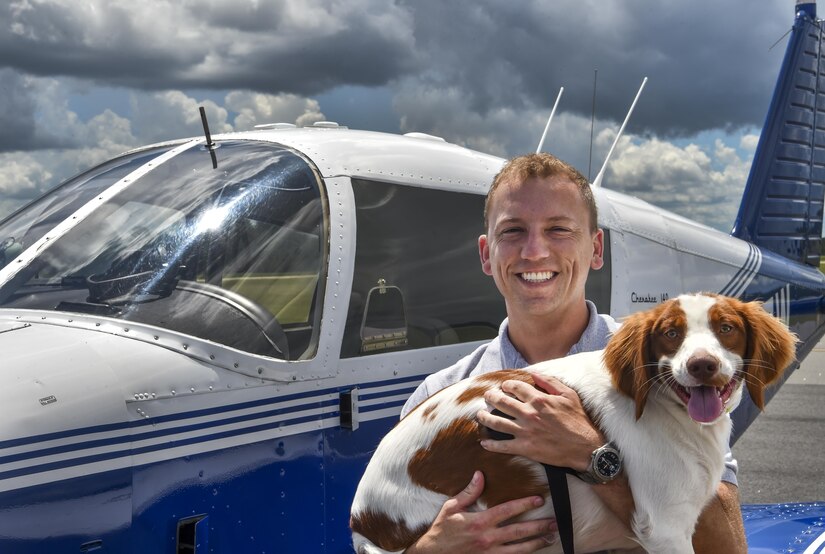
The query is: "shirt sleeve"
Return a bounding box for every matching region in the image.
[721,446,738,485]
[400,381,431,419]
[400,342,494,419]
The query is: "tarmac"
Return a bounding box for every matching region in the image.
[733,341,825,504]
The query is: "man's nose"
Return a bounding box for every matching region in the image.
[521,231,550,260]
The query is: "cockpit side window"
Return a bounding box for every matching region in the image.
[0,141,328,361]
[341,179,505,358]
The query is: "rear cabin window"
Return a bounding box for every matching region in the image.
[342,179,504,357]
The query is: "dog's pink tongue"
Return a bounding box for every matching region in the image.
[687,385,723,423]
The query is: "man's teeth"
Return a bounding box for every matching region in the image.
[521,271,556,282]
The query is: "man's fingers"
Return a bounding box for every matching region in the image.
[500,379,542,400]
[477,408,520,435]
[443,488,556,552]
[480,435,518,454]
[496,517,558,544]
[495,517,558,553]
[500,534,558,554]
[452,470,485,510]
[530,373,568,396]
[484,494,547,525]
[484,388,526,416]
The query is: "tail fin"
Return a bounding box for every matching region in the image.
[731,1,824,267]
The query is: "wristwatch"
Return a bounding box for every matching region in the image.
[576,442,622,484]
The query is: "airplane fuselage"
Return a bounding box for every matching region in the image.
[0,128,822,552]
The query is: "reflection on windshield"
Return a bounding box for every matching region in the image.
[0,147,171,271]
[0,141,327,361]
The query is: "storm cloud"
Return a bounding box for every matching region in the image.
[1,0,791,135]
[395,0,788,136]
[0,0,801,229]
[0,0,419,94]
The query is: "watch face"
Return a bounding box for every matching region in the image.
[595,450,621,479]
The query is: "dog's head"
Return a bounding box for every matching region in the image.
[604,293,797,423]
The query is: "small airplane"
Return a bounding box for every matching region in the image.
[0,1,822,552]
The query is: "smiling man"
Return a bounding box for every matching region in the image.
[478,167,603,364]
[399,153,746,553]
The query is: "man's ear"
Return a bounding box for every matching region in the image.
[590,229,604,270]
[479,234,492,276]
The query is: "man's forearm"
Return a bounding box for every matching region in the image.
[589,473,636,531]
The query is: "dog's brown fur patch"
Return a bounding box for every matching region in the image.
[407,416,546,509]
[421,402,439,421]
[350,510,429,551]
[455,369,535,405]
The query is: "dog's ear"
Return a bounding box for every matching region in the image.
[738,300,798,410]
[604,309,657,420]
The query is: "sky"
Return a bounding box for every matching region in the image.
[0,0,797,231]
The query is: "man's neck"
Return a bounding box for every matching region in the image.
[506,302,591,365]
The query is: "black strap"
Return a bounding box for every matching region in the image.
[542,463,576,554]
[484,410,576,553]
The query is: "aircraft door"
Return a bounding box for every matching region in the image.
[324,177,507,551]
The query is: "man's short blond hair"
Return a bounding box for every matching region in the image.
[484,153,598,233]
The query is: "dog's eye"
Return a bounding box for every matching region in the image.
[719,323,733,334]
[665,329,680,339]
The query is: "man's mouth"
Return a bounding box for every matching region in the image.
[519,271,557,283]
[671,375,740,423]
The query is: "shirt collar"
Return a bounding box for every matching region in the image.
[499,300,600,368]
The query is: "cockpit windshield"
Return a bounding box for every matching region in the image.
[0,147,172,271]
[0,141,328,361]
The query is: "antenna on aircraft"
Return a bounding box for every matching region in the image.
[591,77,647,188]
[588,69,598,181]
[536,87,564,154]
[199,106,218,169]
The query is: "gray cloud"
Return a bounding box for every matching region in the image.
[0,69,37,150]
[0,0,793,232]
[0,1,792,137]
[398,0,789,136]
[0,70,114,151]
[602,132,757,231]
[0,86,333,220]
[0,0,418,95]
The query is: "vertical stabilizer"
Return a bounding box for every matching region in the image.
[731,1,824,267]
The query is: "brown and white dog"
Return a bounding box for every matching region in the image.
[350,293,797,553]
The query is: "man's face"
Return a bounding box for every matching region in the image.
[478,175,604,321]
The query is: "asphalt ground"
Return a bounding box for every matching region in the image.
[733,342,825,504]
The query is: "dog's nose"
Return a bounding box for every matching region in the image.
[687,354,719,380]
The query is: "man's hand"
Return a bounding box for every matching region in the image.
[477,373,603,471]
[405,471,557,553]
[477,373,637,531]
